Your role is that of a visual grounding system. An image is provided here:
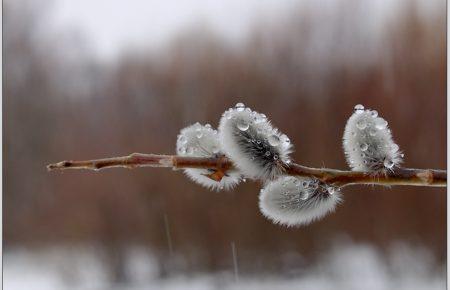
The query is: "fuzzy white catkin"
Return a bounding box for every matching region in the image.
[259,176,341,226]
[176,123,241,190]
[343,105,403,172]
[218,103,293,180]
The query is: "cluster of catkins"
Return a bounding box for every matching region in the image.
[176,103,403,226]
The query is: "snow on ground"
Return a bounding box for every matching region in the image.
[4,242,445,290]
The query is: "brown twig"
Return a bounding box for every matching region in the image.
[47,153,446,188]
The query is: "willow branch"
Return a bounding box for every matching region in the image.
[47,153,446,188]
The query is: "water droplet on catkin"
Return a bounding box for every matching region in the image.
[354,104,364,112]
[356,120,367,130]
[384,159,395,169]
[237,120,249,131]
[179,135,187,144]
[375,119,388,130]
[360,143,368,151]
[391,144,399,152]
[235,102,245,112]
[327,187,335,195]
[268,135,280,146]
[300,191,309,200]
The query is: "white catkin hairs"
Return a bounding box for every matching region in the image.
[218,103,293,180]
[259,176,341,226]
[343,104,403,172]
[176,123,241,190]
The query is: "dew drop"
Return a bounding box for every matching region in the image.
[360,143,368,151]
[282,135,291,144]
[327,187,335,195]
[254,117,263,124]
[400,153,405,158]
[268,135,280,146]
[356,120,367,130]
[369,129,377,136]
[302,181,309,188]
[235,102,245,112]
[285,160,292,164]
[384,159,395,169]
[237,120,249,131]
[370,110,378,118]
[300,191,309,200]
[178,135,187,144]
[265,151,271,157]
[354,104,365,113]
[196,131,203,138]
[391,144,399,152]
[375,119,388,130]
[273,154,279,161]
[205,123,212,129]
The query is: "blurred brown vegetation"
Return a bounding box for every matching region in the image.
[4,0,446,281]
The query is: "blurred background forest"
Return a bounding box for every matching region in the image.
[4,0,446,289]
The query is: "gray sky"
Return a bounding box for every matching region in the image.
[49,0,439,61]
[51,0,301,59]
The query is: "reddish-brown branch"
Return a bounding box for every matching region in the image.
[47,153,446,188]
